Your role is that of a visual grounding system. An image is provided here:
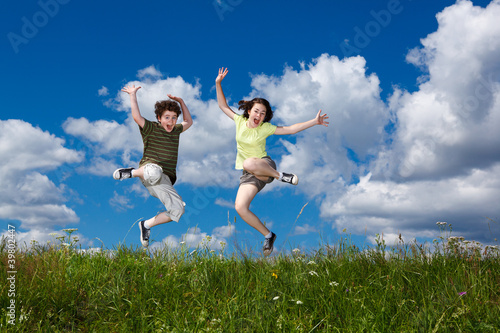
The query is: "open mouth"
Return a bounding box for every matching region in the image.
[253,118,260,125]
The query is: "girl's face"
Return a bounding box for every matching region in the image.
[247,103,267,128]
[158,110,178,132]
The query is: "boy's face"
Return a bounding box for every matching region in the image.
[247,103,267,128]
[158,110,178,132]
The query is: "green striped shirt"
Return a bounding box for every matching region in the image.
[139,119,183,184]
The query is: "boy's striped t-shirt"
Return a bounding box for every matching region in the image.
[139,119,183,184]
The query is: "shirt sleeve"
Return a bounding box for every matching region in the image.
[262,122,277,137]
[140,118,153,137]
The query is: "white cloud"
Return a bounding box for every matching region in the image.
[221,1,500,245]
[294,224,318,235]
[98,86,109,96]
[137,65,163,80]
[150,225,234,252]
[0,119,82,230]
[109,191,134,212]
[215,198,234,209]
[323,166,500,241]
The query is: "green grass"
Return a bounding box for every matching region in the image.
[1,228,499,332]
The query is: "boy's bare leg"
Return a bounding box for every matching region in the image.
[234,184,270,236]
[242,158,280,182]
[131,166,145,180]
[146,213,173,228]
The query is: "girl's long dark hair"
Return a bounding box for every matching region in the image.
[238,98,273,123]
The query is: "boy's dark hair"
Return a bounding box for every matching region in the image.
[155,100,181,120]
[238,98,273,123]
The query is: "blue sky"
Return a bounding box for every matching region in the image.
[2,0,500,254]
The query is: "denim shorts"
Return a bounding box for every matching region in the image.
[239,156,276,192]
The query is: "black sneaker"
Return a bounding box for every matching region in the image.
[263,233,277,256]
[138,220,150,247]
[113,168,134,180]
[281,172,299,185]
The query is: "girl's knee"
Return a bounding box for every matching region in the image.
[242,158,258,173]
[234,202,247,215]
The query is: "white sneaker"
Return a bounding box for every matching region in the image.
[280,172,298,185]
[138,220,150,247]
[113,168,134,180]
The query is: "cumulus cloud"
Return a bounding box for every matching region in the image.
[214,198,234,209]
[109,191,134,212]
[98,86,109,96]
[322,0,500,243]
[294,224,318,236]
[150,225,235,252]
[0,119,82,230]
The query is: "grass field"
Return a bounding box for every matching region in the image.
[1,225,499,332]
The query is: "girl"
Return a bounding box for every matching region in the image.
[215,67,329,256]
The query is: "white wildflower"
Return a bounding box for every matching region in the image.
[272,296,280,301]
[309,271,319,277]
[296,300,303,305]
[329,281,339,287]
[307,260,316,265]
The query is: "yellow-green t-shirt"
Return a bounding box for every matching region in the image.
[234,114,277,170]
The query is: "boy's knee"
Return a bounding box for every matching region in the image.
[169,200,185,222]
[143,164,163,185]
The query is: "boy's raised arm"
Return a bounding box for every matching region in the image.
[215,67,235,120]
[122,85,145,128]
[168,94,193,132]
[274,110,329,135]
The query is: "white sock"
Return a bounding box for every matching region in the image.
[278,172,283,181]
[131,169,136,177]
[144,218,153,229]
[265,231,273,239]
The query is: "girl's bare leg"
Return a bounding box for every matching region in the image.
[242,158,279,182]
[234,184,270,236]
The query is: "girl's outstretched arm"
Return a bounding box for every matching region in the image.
[215,67,235,120]
[168,94,193,132]
[274,110,329,135]
[122,85,145,128]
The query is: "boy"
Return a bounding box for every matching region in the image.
[113,85,193,247]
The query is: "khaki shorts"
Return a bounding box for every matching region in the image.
[141,163,184,222]
[239,156,276,192]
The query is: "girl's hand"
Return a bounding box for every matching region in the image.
[121,85,141,95]
[216,67,229,84]
[315,110,329,127]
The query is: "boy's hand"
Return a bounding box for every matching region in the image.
[167,94,183,103]
[315,110,329,127]
[216,67,228,84]
[122,85,141,95]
